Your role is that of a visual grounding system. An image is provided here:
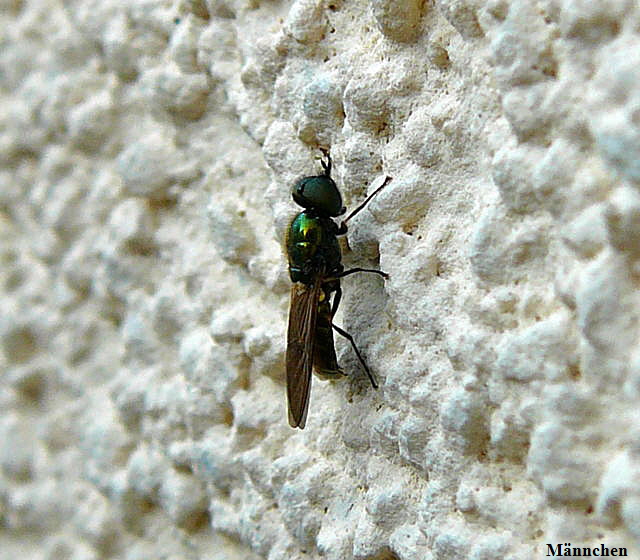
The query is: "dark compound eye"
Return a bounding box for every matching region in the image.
[292,175,346,217]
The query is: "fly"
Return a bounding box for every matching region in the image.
[285,150,390,429]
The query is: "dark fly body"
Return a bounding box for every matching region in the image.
[285,150,390,429]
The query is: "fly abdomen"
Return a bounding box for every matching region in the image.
[312,296,345,380]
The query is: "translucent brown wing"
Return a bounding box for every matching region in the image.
[286,280,322,429]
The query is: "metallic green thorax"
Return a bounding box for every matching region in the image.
[286,211,343,284]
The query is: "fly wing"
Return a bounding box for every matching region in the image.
[286,280,321,429]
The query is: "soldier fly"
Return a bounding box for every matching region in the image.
[285,150,390,429]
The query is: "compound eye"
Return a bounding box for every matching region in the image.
[292,175,344,217]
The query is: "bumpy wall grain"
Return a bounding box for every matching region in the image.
[2,0,640,559]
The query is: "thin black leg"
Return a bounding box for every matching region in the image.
[334,267,388,280]
[320,148,332,176]
[331,323,379,389]
[340,176,392,228]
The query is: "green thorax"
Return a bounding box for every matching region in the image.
[286,211,342,284]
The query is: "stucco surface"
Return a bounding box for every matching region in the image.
[2,0,640,558]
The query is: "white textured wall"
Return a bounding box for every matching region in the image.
[2,0,640,558]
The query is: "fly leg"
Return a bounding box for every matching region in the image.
[334,267,388,280]
[331,322,379,389]
[319,148,332,176]
[336,176,392,234]
[328,283,379,389]
[329,282,342,318]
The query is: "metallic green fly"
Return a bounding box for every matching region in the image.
[285,150,391,428]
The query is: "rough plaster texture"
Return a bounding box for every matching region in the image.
[2,0,640,558]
